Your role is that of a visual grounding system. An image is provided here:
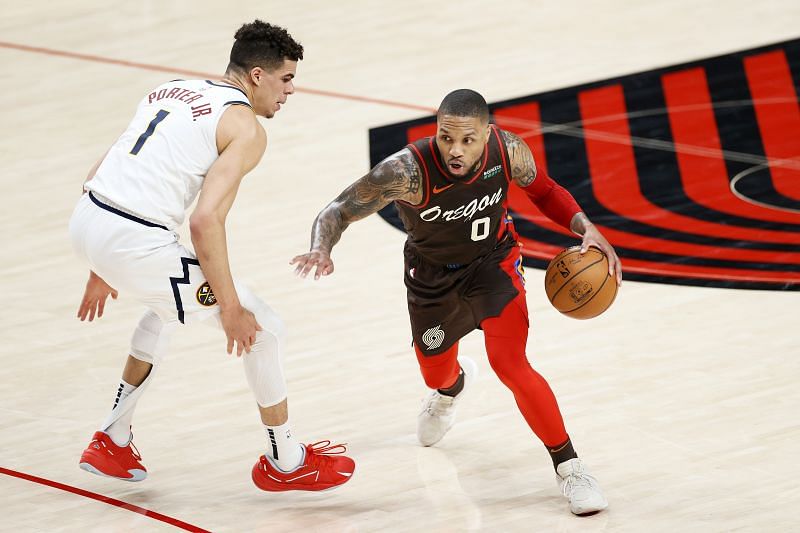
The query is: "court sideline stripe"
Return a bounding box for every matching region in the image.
[0,466,210,533]
[0,41,437,113]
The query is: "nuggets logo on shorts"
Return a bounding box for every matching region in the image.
[196,282,217,307]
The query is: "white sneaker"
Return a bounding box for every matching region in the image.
[417,356,478,447]
[556,458,608,515]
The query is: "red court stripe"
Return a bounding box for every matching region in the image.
[743,49,800,201]
[494,104,573,236]
[406,122,438,143]
[662,67,800,224]
[494,102,549,173]
[578,84,800,244]
[517,236,800,284]
[0,41,436,114]
[0,467,209,532]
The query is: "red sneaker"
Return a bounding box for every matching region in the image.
[252,440,355,492]
[79,431,147,482]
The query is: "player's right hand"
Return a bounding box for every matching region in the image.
[78,270,118,322]
[290,250,334,280]
[220,305,262,356]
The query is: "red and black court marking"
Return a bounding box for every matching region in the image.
[370,39,800,291]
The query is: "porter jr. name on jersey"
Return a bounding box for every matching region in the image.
[147,86,213,120]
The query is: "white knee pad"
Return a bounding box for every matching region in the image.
[242,297,288,407]
[130,309,175,366]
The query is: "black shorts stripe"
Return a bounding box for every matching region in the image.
[89,192,168,231]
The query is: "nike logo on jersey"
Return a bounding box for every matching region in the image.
[419,187,504,222]
[432,183,455,194]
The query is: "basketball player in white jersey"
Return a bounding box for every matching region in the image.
[69,20,354,492]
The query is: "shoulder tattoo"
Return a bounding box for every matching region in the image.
[340,149,423,221]
[501,129,537,186]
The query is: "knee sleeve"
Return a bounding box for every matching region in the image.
[130,309,175,365]
[241,297,288,408]
[102,310,174,432]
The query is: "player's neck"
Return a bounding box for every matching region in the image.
[218,74,252,103]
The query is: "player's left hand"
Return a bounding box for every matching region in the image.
[78,270,118,321]
[290,249,334,280]
[580,225,623,286]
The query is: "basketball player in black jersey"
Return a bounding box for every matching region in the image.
[292,89,621,515]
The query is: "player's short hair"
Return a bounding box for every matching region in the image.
[438,89,489,123]
[227,20,303,73]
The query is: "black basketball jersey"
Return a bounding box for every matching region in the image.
[396,125,516,265]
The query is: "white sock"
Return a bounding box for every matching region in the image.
[264,421,304,472]
[105,380,137,446]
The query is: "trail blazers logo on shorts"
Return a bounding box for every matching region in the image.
[370,38,800,291]
[196,282,217,306]
[422,325,445,350]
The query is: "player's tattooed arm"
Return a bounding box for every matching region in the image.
[501,130,538,187]
[311,149,422,253]
[291,149,422,279]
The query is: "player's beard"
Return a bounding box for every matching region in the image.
[445,157,482,180]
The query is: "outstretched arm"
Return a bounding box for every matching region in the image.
[502,129,622,284]
[291,149,422,279]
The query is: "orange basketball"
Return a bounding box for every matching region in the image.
[544,246,618,319]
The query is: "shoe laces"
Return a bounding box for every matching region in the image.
[424,392,455,416]
[560,467,599,497]
[91,434,141,460]
[128,440,142,461]
[305,440,348,470]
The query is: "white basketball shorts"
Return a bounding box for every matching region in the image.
[69,191,254,325]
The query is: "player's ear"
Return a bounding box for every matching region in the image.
[250,67,263,86]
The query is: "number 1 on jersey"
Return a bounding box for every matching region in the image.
[130,110,170,155]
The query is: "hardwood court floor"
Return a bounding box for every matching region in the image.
[1,1,798,531]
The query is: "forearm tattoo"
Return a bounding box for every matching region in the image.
[501,129,537,187]
[310,150,422,253]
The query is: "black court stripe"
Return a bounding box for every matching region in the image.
[705,54,795,211]
[622,70,800,231]
[785,40,800,103]
[89,192,168,230]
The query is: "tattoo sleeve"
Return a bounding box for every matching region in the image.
[310,149,422,253]
[501,129,537,187]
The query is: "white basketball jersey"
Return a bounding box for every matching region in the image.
[85,79,251,229]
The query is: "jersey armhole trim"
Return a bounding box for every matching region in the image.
[493,126,513,184]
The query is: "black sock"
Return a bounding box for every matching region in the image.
[547,437,578,470]
[437,369,465,397]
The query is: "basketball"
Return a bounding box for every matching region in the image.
[544,246,618,319]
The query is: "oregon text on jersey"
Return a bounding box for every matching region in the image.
[419,187,504,222]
